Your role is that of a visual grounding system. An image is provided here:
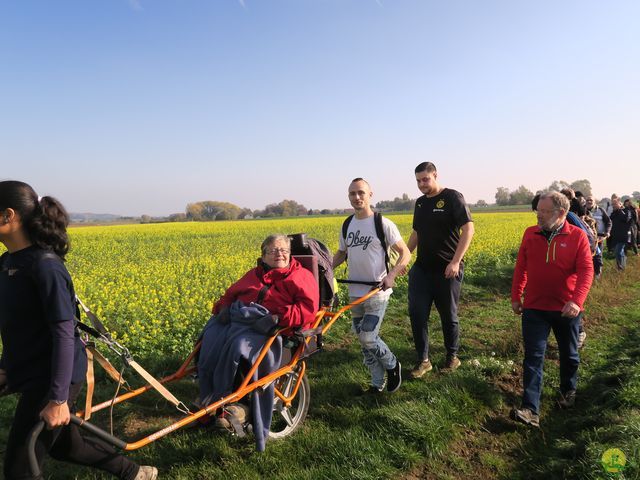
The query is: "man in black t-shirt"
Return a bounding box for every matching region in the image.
[407,162,474,377]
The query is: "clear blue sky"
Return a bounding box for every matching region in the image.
[2,0,639,216]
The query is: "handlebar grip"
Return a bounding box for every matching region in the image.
[28,416,128,478]
[27,420,45,479]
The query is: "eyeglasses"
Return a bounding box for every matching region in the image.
[537,208,559,215]
[266,248,290,255]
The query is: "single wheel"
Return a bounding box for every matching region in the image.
[269,370,310,439]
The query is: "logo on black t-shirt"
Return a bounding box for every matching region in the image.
[432,198,446,212]
[346,230,374,250]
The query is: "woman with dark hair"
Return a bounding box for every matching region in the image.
[0,181,157,480]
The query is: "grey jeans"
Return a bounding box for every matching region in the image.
[350,293,398,388]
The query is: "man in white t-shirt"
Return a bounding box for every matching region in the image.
[333,178,410,393]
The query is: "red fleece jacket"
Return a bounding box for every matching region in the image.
[511,222,594,311]
[213,258,319,329]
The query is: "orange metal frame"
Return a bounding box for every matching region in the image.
[75,288,381,451]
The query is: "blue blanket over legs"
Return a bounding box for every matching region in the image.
[197,301,283,451]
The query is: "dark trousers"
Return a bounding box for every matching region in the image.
[614,242,627,270]
[606,237,614,253]
[521,309,580,414]
[4,382,139,480]
[408,263,462,361]
[592,251,603,277]
[629,225,638,254]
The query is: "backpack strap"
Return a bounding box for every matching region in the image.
[341,214,354,242]
[373,212,390,275]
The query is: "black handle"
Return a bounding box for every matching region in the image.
[27,420,45,479]
[28,416,127,478]
[336,279,381,286]
[68,416,127,449]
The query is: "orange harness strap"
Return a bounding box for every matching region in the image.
[84,348,95,420]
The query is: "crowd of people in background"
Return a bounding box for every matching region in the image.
[533,189,640,276]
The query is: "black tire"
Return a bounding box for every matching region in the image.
[269,370,310,439]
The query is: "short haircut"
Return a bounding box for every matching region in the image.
[261,234,291,256]
[414,162,437,174]
[350,177,370,187]
[539,191,570,213]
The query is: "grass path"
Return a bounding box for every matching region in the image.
[409,256,640,479]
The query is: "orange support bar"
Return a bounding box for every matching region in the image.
[74,291,380,450]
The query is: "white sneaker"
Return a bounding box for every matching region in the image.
[135,466,158,480]
[578,331,586,349]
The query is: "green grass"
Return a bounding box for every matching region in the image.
[416,257,640,480]
[2,257,639,479]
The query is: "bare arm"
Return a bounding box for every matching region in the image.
[382,239,411,290]
[332,250,347,270]
[407,230,418,253]
[445,222,475,279]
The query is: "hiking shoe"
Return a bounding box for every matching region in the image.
[511,407,540,427]
[134,466,158,480]
[442,355,461,372]
[577,331,586,349]
[215,403,249,430]
[410,359,433,378]
[558,390,576,409]
[363,385,385,395]
[387,361,402,393]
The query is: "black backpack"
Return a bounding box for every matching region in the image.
[288,233,336,308]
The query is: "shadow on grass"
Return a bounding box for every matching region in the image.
[465,264,515,299]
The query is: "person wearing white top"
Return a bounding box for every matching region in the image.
[333,178,410,393]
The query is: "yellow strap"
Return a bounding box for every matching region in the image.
[84,348,94,420]
[128,360,190,414]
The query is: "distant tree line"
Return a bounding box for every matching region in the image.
[493,179,594,206]
[185,201,252,221]
[140,194,420,223]
[137,179,638,223]
[375,193,415,212]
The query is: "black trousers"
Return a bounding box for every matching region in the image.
[592,251,603,276]
[629,225,638,254]
[408,263,463,361]
[4,382,139,480]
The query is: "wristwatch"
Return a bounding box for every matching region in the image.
[51,399,67,405]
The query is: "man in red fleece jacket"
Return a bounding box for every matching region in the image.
[511,191,594,427]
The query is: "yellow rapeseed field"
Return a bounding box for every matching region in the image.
[61,212,533,357]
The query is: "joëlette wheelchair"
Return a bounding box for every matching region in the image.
[25,233,382,477]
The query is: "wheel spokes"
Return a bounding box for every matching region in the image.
[278,406,295,427]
